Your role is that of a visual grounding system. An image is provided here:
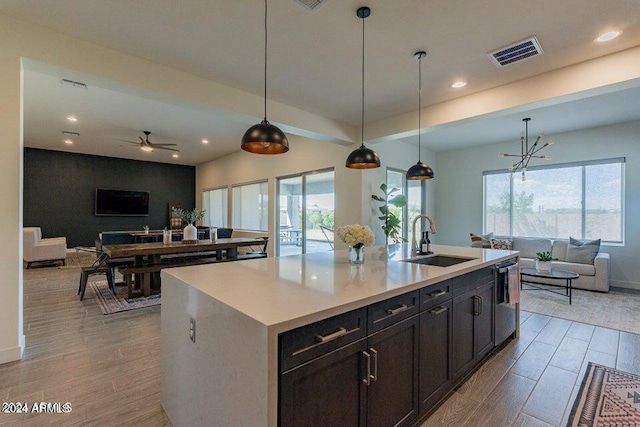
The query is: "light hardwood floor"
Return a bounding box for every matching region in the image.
[1,266,638,426]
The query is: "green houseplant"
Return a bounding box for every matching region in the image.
[535,251,557,272]
[372,183,407,245]
[172,207,206,242]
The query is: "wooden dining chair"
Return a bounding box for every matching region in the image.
[77,250,115,301]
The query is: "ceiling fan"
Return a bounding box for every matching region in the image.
[117,131,179,152]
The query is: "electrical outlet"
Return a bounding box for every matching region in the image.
[189,318,196,343]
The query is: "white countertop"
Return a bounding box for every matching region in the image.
[162,244,519,332]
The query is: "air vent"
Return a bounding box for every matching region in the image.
[291,0,330,11]
[60,78,88,89]
[62,131,80,136]
[488,36,543,68]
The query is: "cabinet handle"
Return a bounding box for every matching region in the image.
[369,348,378,382]
[473,295,480,316]
[428,289,447,298]
[362,351,371,386]
[478,295,483,315]
[315,327,347,343]
[428,306,448,315]
[385,304,408,316]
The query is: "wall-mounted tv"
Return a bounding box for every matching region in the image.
[95,189,150,216]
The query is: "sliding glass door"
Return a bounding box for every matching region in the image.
[277,170,335,256]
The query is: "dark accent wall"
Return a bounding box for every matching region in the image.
[24,148,195,247]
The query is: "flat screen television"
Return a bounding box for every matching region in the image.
[95,189,150,216]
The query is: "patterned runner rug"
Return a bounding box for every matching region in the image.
[567,362,640,427]
[89,280,161,314]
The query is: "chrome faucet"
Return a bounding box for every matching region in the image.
[411,214,437,257]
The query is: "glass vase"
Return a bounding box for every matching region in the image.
[349,245,365,264]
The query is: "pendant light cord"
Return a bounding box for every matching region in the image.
[360,12,365,147]
[418,56,422,162]
[264,0,268,121]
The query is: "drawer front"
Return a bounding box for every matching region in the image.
[419,280,452,310]
[367,290,419,334]
[280,307,367,372]
[452,266,494,297]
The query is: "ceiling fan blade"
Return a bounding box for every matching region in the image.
[139,136,146,143]
[152,143,178,147]
[113,138,142,145]
[154,146,180,152]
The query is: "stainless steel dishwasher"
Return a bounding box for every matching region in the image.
[495,257,518,344]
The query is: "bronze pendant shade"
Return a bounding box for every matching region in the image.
[346,6,380,169]
[406,51,434,180]
[241,0,289,155]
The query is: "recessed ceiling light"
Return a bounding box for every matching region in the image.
[596,30,621,42]
[172,153,179,158]
[67,116,78,122]
[202,139,209,144]
[64,139,73,145]
[451,81,467,89]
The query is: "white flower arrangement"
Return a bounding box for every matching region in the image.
[336,224,375,249]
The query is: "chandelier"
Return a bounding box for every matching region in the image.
[499,118,554,181]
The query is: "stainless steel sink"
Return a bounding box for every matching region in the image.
[404,255,476,267]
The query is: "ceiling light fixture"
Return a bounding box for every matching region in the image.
[64,139,73,145]
[67,116,78,122]
[451,81,467,89]
[406,51,434,181]
[499,118,554,181]
[202,139,209,144]
[172,153,179,158]
[596,30,621,42]
[141,145,153,152]
[241,0,289,155]
[345,6,380,169]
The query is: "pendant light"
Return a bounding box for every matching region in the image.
[406,51,434,180]
[345,6,380,169]
[241,0,289,155]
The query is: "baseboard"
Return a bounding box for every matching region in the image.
[0,335,25,365]
[610,279,640,291]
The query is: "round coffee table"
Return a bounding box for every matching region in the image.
[520,267,579,304]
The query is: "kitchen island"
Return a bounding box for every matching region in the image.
[161,244,519,427]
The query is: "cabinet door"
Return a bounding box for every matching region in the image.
[474,283,495,360]
[280,338,368,427]
[419,300,452,412]
[367,315,419,427]
[452,288,477,380]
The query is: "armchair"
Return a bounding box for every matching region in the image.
[23,227,67,269]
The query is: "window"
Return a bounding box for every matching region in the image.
[202,187,228,227]
[484,158,624,243]
[232,181,268,231]
[386,169,407,242]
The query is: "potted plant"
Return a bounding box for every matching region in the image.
[535,251,557,272]
[372,183,407,245]
[172,207,206,243]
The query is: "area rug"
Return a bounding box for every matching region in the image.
[567,363,640,427]
[89,280,161,315]
[520,286,640,335]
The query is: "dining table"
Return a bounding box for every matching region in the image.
[103,237,266,297]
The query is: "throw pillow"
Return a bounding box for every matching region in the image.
[566,237,600,264]
[490,238,513,250]
[470,232,494,248]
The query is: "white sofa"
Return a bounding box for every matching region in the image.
[23,227,67,269]
[512,237,610,292]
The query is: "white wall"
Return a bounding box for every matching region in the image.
[195,136,427,250]
[435,120,640,290]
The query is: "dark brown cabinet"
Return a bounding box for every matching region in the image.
[367,315,419,427]
[452,269,494,380]
[280,338,368,427]
[419,299,453,412]
[279,265,504,427]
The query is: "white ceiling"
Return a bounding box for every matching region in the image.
[3,0,640,165]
